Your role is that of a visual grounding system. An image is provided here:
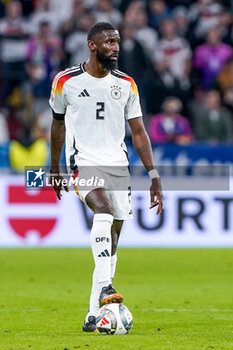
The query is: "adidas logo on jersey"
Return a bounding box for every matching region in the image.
[78,89,90,97]
[100,317,110,326]
[98,249,110,257]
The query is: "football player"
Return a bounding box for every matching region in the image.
[49,22,163,332]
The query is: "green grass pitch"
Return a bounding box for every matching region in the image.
[0,248,233,350]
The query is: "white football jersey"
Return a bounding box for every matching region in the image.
[49,63,142,167]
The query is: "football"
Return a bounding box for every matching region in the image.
[96,303,133,335]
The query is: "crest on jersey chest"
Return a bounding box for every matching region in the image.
[111,85,122,100]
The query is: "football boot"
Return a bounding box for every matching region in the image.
[82,315,99,333]
[99,284,123,307]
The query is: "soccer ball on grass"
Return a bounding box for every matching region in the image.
[96,303,133,335]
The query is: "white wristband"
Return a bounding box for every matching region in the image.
[148,169,160,180]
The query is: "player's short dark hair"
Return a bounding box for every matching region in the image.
[87,22,117,41]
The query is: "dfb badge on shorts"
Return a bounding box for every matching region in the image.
[111,85,121,100]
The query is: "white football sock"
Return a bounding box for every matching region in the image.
[86,268,99,320]
[88,213,113,317]
[87,254,117,320]
[111,253,117,282]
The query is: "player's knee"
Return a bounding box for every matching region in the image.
[93,200,114,216]
[86,189,114,215]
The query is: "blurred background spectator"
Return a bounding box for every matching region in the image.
[217,57,233,92]
[61,0,88,41]
[30,0,63,34]
[145,17,191,114]
[118,21,148,91]
[0,0,233,172]
[94,0,122,27]
[49,0,73,25]
[133,6,158,59]
[26,20,63,115]
[173,6,189,38]
[65,14,95,66]
[188,0,222,46]
[193,26,233,89]
[193,89,233,143]
[0,0,33,106]
[148,0,172,30]
[148,96,193,144]
[218,6,233,46]
[154,18,192,89]
[222,86,233,114]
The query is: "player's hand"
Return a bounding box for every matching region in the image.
[149,177,163,215]
[49,170,69,200]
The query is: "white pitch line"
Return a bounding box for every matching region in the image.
[140,308,233,313]
[0,308,232,313]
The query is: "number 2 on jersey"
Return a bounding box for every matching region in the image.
[96,102,105,120]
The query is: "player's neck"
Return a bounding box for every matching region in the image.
[84,59,110,78]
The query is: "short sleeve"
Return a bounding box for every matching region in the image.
[125,80,142,120]
[49,72,68,114]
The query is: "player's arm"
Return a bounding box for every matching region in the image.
[50,113,69,200]
[128,117,163,214]
[49,71,69,200]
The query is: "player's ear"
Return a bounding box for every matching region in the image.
[88,39,96,52]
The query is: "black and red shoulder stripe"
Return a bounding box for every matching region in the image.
[52,64,84,94]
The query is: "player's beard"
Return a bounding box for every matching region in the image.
[96,50,118,70]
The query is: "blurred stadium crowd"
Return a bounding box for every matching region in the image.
[0,0,233,150]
